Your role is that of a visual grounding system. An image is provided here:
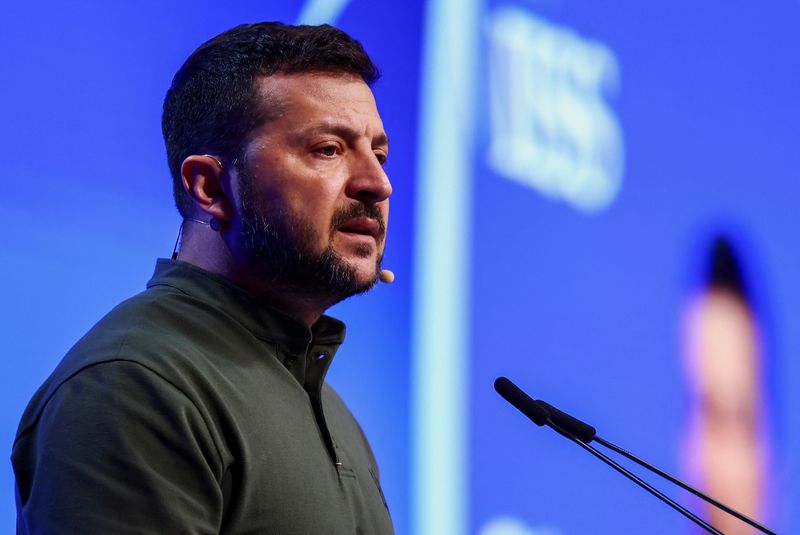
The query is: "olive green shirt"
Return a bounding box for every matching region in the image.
[12,259,393,534]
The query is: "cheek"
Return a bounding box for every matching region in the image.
[290,189,342,235]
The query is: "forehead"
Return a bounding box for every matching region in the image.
[252,72,385,137]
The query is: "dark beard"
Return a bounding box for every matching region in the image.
[237,170,385,302]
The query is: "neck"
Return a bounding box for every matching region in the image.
[177,226,332,327]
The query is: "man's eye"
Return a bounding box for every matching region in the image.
[317,145,338,157]
[375,152,388,165]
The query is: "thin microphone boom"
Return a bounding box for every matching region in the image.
[547,418,722,535]
[495,377,719,534]
[592,435,775,535]
[494,377,777,535]
[540,397,776,535]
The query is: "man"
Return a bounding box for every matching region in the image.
[12,22,394,534]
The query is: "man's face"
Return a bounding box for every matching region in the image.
[232,72,391,301]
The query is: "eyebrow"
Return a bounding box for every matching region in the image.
[303,123,389,147]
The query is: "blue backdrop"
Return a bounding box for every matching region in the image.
[2,1,798,533]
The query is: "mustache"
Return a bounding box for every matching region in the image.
[330,203,387,239]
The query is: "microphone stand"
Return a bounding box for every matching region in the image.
[594,436,776,535]
[494,377,779,534]
[546,420,722,535]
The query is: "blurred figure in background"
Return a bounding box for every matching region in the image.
[682,236,771,534]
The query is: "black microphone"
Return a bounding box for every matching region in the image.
[537,399,596,443]
[495,378,596,441]
[494,377,548,426]
[494,377,777,535]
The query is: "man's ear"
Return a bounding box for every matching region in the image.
[180,155,232,222]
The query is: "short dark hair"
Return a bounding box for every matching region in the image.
[162,22,380,217]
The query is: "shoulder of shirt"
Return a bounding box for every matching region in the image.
[14,283,254,443]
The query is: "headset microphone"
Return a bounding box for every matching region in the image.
[378,269,395,283]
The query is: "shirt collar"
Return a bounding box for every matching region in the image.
[146,259,346,390]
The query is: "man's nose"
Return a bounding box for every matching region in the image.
[345,151,392,204]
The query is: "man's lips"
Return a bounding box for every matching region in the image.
[337,217,382,241]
